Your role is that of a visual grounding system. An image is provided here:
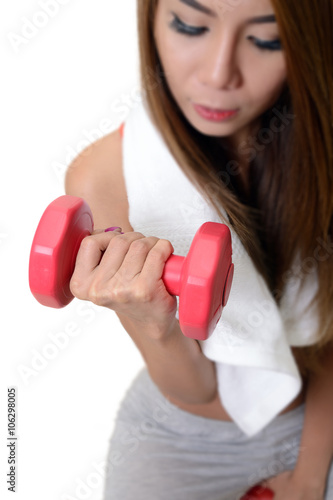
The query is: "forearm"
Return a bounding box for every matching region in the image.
[293,345,333,493]
[117,313,218,405]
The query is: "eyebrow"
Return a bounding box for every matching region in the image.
[179,0,277,24]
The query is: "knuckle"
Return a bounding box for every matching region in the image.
[148,247,164,262]
[150,239,173,259]
[69,277,84,299]
[86,283,99,303]
[79,235,97,251]
[133,285,152,303]
[159,238,174,252]
[110,235,130,252]
[88,282,130,307]
[130,238,149,252]
[111,287,131,304]
[87,284,109,306]
[128,236,158,254]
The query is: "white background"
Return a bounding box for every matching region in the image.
[1,1,145,499]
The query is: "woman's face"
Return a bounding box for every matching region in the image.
[154,0,287,150]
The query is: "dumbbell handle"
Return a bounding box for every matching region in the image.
[162,255,184,296]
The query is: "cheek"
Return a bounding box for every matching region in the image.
[248,59,287,105]
[155,24,197,87]
[159,39,193,84]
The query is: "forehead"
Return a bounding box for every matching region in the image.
[169,0,276,18]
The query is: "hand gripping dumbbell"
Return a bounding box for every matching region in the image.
[29,195,234,341]
[240,485,274,499]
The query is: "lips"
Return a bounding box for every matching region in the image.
[193,103,239,122]
[197,103,237,112]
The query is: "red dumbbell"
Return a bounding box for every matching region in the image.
[240,485,274,499]
[29,195,234,340]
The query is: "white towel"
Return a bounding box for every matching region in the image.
[121,98,319,437]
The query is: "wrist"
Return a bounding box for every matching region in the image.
[144,315,179,342]
[120,313,179,343]
[116,306,178,338]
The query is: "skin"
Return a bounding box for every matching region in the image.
[67,0,303,417]
[65,1,330,496]
[154,0,288,161]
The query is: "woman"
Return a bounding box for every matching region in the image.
[65,0,333,498]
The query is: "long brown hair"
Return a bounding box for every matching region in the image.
[137,0,333,378]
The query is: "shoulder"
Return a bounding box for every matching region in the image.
[65,126,133,232]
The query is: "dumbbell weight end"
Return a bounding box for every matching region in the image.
[165,222,234,341]
[29,196,93,308]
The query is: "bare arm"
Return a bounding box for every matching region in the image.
[117,313,217,404]
[292,343,333,494]
[65,130,218,407]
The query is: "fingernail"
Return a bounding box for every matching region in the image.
[105,227,122,233]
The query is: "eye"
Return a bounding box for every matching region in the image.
[247,36,282,51]
[169,13,208,37]
[169,13,283,52]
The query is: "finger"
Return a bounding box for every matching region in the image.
[97,233,156,281]
[112,236,160,281]
[139,239,174,290]
[70,231,144,300]
[73,231,125,282]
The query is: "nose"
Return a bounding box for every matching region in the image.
[197,33,242,90]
